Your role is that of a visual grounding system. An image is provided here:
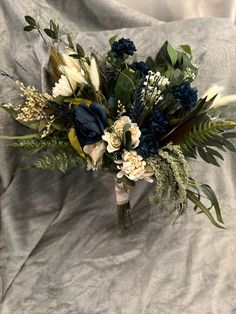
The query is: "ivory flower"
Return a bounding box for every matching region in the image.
[203,85,236,108]
[116,150,154,182]
[102,116,141,153]
[83,140,106,170]
[89,57,100,91]
[52,53,87,97]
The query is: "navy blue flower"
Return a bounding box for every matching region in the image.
[129,61,150,77]
[148,109,170,134]
[74,103,108,145]
[111,38,136,58]
[171,81,198,110]
[137,129,159,158]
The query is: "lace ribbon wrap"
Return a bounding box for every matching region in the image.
[114,180,131,235]
[115,182,129,205]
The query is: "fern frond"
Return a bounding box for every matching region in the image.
[11,134,69,151]
[180,119,236,165]
[27,149,83,172]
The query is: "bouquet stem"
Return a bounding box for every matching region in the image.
[115,181,131,235]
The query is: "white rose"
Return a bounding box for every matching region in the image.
[83,140,106,170]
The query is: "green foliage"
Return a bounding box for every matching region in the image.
[187,178,225,229]
[166,42,178,66]
[115,68,136,109]
[24,15,37,31]
[180,117,236,166]
[109,34,118,47]
[67,34,74,50]
[44,20,60,40]
[180,44,192,57]
[11,135,69,152]
[69,43,85,59]
[145,41,197,85]
[27,149,83,172]
[147,144,190,215]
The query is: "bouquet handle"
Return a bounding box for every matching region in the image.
[115,181,132,235]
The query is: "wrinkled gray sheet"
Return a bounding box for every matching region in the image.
[0,1,236,313]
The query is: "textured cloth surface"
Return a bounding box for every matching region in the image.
[0,1,236,314]
[118,0,236,23]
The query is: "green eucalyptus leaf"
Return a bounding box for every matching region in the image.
[145,56,156,69]
[180,44,192,57]
[50,20,58,33]
[24,25,36,32]
[155,41,169,67]
[182,53,191,69]
[109,34,118,47]
[76,43,85,58]
[44,28,58,40]
[115,68,135,105]
[167,42,178,66]
[69,54,80,59]
[67,34,74,50]
[25,15,37,26]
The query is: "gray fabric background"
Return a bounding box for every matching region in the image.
[0,1,236,313]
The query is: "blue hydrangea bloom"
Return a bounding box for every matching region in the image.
[148,109,170,134]
[129,61,150,77]
[111,38,136,58]
[171,81,198,110]
[137,129,159,158]
[74,103,107,145]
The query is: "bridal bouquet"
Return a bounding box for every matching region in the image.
[1,16,236,233]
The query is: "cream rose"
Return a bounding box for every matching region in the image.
[102,116,141,153]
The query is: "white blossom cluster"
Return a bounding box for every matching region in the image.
[183,67,196,81]
[116,100,126,117]
[141,70,170,105]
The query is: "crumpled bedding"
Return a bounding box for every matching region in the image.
[0,1,236,313]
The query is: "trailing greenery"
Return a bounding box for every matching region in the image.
[27,149,84,172]
[187,178,225,229]
[11,134,70,151]
[180,118,236,166]
[147,144,190,216]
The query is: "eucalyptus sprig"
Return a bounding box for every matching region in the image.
[24,16,76,51]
